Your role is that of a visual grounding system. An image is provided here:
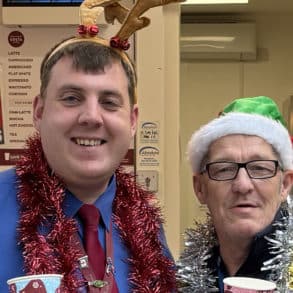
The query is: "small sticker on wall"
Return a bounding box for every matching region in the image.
[139,121,159,144]
[8,31,25,48]
[138,146,160,167]
[137,170,158,193]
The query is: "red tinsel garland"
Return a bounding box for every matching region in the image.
[16,134,176,292]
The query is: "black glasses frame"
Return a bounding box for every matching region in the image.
[201,160,280,181]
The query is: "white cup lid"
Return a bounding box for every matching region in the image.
[223,277,276,290]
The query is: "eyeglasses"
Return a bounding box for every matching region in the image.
[201,160,281,181]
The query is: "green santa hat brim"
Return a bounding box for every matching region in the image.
[188,112,293,173]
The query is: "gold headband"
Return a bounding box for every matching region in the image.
[48,0,184,55]
[82,0,184,47]
[45,0,184,104]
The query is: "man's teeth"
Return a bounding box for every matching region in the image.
[75,138,103,146]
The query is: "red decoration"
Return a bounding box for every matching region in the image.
[16,134,176,292]
[77,25,87,36]
[110,37,120,48]
[88,25,99,36]
[120,40,130,50]
[78,25,99,37]
[110,37,130,51]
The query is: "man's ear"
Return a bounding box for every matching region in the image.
[33,95,44,130]
[280,170,293,202]
[130,104,138,138]
[193,174,207,204]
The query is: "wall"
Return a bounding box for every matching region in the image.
[0,3,182,258]
[180,11,293,251]
[136,5,181,259]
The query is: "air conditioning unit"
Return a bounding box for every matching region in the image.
[180,22,256,61]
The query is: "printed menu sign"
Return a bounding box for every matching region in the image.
[5,53,36,145]
[0,26,73,166]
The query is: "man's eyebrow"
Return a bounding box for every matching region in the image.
[99,89,123,97]
[58,84,84,92]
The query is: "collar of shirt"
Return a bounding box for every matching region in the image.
[62,174,116,232]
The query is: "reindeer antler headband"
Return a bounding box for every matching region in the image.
[47,0,184,61]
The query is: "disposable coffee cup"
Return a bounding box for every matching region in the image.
[223,277,276,293]
[7,274,63,293]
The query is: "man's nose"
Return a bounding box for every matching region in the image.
[78,100,103,126]
[231,167,254,194]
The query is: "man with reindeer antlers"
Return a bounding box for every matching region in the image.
[0,0,182,291]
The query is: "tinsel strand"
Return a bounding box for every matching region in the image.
[15,134,176,292]
[176,217,219,292]
[16,134,84,291]
[114,171,177,292]
[261,201,293,292]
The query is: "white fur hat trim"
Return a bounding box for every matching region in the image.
[188,112,293,173]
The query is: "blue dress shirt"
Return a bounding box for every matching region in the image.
[0,168,173,292]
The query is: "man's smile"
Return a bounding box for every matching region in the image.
[72,138,107,146]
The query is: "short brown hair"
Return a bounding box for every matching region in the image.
[40,38,137,106]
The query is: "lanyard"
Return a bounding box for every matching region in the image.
[217,256,224,293]
[75,221,117,293]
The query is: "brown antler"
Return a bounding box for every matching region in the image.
[81,0,130,25]
[80,1,104,26]
[114,0,185,41]
[104,3,129,24]
[79,0,185,50]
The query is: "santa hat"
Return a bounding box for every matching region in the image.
[188,96,293,173]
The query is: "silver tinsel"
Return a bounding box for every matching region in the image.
[261,198,293,293]
[177,198,293,293]
[176,216,219,292]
